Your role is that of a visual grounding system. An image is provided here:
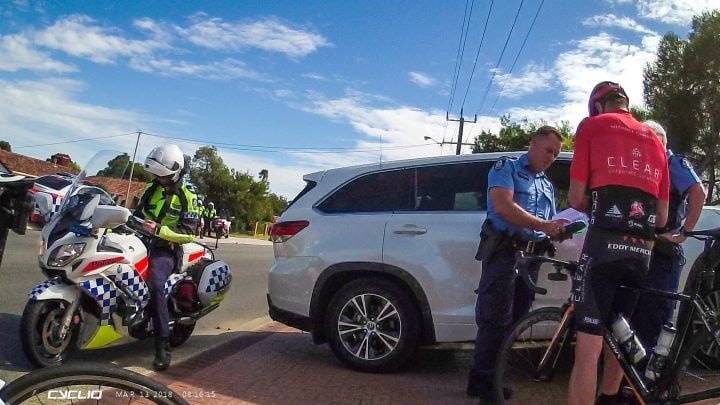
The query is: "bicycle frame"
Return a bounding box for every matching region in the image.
[515,232,720,404]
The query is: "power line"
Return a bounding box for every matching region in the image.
[139,131,433,154]
[14,132,138,149]
[459,0,495,110]
[482,0,545,126]
[473,0,526,118]
[446,0,475,115]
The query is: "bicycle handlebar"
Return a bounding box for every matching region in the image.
[515,251,577,295]
[684,226,720,239]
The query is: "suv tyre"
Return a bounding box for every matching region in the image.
[324,277,420,373]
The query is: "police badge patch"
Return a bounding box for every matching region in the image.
[493,160,505,171]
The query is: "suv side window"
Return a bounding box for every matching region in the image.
[414,162,492,211]
[317,169,412,213]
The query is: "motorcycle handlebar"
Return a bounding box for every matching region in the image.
[515,251,577,296]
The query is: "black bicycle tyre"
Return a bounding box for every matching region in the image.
[494,306,572,404]
[0,362,189,405]
[670,328,720,402]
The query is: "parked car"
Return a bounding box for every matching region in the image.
[30,173,114,223]
[267,151,720,373]
[29,174,73,223]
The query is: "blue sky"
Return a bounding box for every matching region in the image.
[0,0,717,198]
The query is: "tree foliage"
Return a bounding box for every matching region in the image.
[189,146,287,232]
[95,153,152,181]
[470,115,575,153]
[0,140,11,152]
[644,10,720,202]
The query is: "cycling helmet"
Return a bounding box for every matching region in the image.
[588,81,628,117]
[144,144,184,182]
[197,199,203,206]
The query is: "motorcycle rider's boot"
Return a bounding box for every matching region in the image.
[153,336,171,371]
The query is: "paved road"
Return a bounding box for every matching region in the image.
[0,228,274,383]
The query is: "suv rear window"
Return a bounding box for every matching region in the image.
[318,169,412,213]
[35,175,72,190]
[285,180,317,211]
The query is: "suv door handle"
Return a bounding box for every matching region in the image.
[393,225,427,235]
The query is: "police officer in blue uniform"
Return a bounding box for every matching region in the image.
[468,126,567,401]
[631,120,705,350]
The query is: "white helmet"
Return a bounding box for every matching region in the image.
[144,144,184,182]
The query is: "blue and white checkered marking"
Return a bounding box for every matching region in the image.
[115,266,149,309]
[205,264,231,293]
[163,274,185,297]
[79,277,118,325]
[29,279,63,300]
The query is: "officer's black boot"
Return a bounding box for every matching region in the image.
[153,336,171,371]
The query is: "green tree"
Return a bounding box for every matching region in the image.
[644,10,720,202]
[0,140,11,152]
[95,153,152,181]
[470,115,574,153]
[190,146,287,232]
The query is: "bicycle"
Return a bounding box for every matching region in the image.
[0,362,189,404]
[493,228,720,404]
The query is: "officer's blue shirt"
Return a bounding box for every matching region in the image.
[667,149,702,227]
[486,154,556,241]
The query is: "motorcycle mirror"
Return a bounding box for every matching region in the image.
[35,193,53,216]
[70,194,100,222]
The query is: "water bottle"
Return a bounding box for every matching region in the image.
[611,314,646,364]
[645,324,677,381]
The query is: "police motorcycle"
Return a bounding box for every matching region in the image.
[20,151,232,367]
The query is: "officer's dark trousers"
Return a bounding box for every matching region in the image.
[204,218,212,236]
[632,246,683,349]
[148,247,175,338]
[470,249,539,385]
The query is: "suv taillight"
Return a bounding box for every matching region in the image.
[270,220,309,243]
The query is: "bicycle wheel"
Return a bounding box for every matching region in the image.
[671,329,720,402]
[494,307,575,404]
[0,362,189,405]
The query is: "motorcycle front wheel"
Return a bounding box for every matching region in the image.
[20,299,79,368]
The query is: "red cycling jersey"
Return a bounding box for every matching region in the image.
[571,110,669,201]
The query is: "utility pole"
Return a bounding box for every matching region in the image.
[446,108,477,155]
[125,130,141,208]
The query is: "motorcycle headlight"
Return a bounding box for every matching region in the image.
[48,243,86,267]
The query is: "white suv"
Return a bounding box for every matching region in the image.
[267,151,718,372]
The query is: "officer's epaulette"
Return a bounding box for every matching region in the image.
[492,156,517,172]
[669,153,694,170]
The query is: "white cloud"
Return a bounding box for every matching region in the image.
[129,57,262,80]
[34,14,169,64]
[583,14,657,35]
[636,0,718,26]
[0,33,75,72]
[0,78,146,160]
[179,14,331,58]
[494,64,553,98]
[408,71,435,87]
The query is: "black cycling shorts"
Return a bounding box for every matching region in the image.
[573,228,651,335]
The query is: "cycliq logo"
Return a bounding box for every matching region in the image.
[48,389,103,400]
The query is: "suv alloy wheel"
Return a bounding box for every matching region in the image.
[324,277,420,372]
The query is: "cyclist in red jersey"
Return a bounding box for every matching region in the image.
[567,81,670,405]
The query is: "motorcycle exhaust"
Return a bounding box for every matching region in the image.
[171,303,220,326]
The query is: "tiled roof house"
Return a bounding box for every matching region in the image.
[0,150,148,208]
